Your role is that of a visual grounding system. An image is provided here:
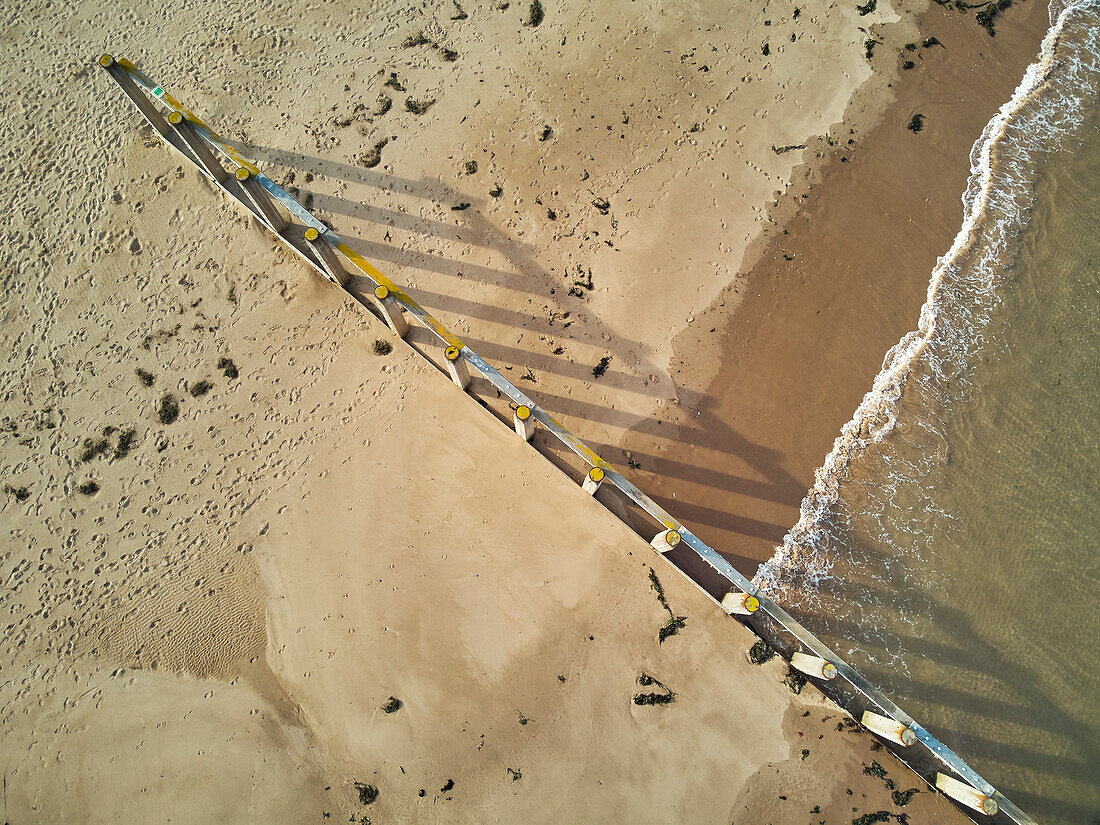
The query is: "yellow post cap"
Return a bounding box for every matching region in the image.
[374,285,390,300]
[665,530,680,546]
[445,346,461,361]
[744,595,760,613]
[235,167,250,181]
[588,467,605,482]
[304,227,320,241]
[168,111,183,125]
[821,662,838,679]
[516,405,532,420]
[99,54,114,68]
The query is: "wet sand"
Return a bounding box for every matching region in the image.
[620,0,1054,572]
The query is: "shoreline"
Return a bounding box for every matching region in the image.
[619,0,1054,573]
[0,0,1050,822]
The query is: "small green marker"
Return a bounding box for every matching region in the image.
[152,86,164,97]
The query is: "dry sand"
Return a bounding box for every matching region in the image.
[0,0,1002,821]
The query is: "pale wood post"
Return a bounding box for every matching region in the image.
[372,285,409,338]
[445,346,471,390]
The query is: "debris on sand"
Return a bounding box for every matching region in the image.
[405,97,436,115]
[524,0,544,27]
[359,137,390,168]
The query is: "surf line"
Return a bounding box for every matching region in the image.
[758,0,1094,594]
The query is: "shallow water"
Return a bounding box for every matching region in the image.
[755,3,1100,822]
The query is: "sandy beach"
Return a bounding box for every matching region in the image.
[619,0,1052,570]
[0,0,1049,821]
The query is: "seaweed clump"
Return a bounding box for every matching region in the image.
[892,789,918,806]
[783,667,807,694]
[156,393,179,425]
[76,479,100,496]
[633,691,675,706]
[748,639,776,665]
[401,31,431,48]
[591,356,611,378]
[977,0,1013,36]
[353,782,378,805]
[112,428,137,459]
[659,615,687,643]
[633,673,675,705]
[863,759,888,780]
[524,0,544,27]
[216,357,239,380]
[405,97,436,115]
[907,113,925,132]
[647,567,687,643]
[856,0,877,14]
[852,813,891,825]
[359,137,389,169]
[5,484,30,501]
[78,434,111,462]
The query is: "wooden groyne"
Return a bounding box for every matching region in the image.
[97,54,1031,825]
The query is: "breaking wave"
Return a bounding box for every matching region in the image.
[756,0,1100,594]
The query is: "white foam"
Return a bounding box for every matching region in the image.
[756,0,1100,595]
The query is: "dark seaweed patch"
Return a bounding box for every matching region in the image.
[353,782,378,805]
[157,393,179,425]
[749,640,776,664]
[359,138,389,169]
[524,0,544,26]
[405,97,436,115]
[76,479,100,496]
[216,357,239,380]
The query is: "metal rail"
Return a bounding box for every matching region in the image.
[97,54,1035,825]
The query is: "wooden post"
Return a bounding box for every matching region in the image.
[304,227,349,286]
[513,405,535,441]
[445,346,470,390]
[861,711,917,747]
[582,466,605,495]
[234,167,288,233]
[791,652,837,680]
[721,591,760,615]
[98,54,173,142]
[650,528,681,554]
[936,774,998,816]
[167,111,230,184]
[372,285,409,338]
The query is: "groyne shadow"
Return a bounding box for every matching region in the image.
[228,139,804,574]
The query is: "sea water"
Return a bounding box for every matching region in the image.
[755,2,1100,822]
